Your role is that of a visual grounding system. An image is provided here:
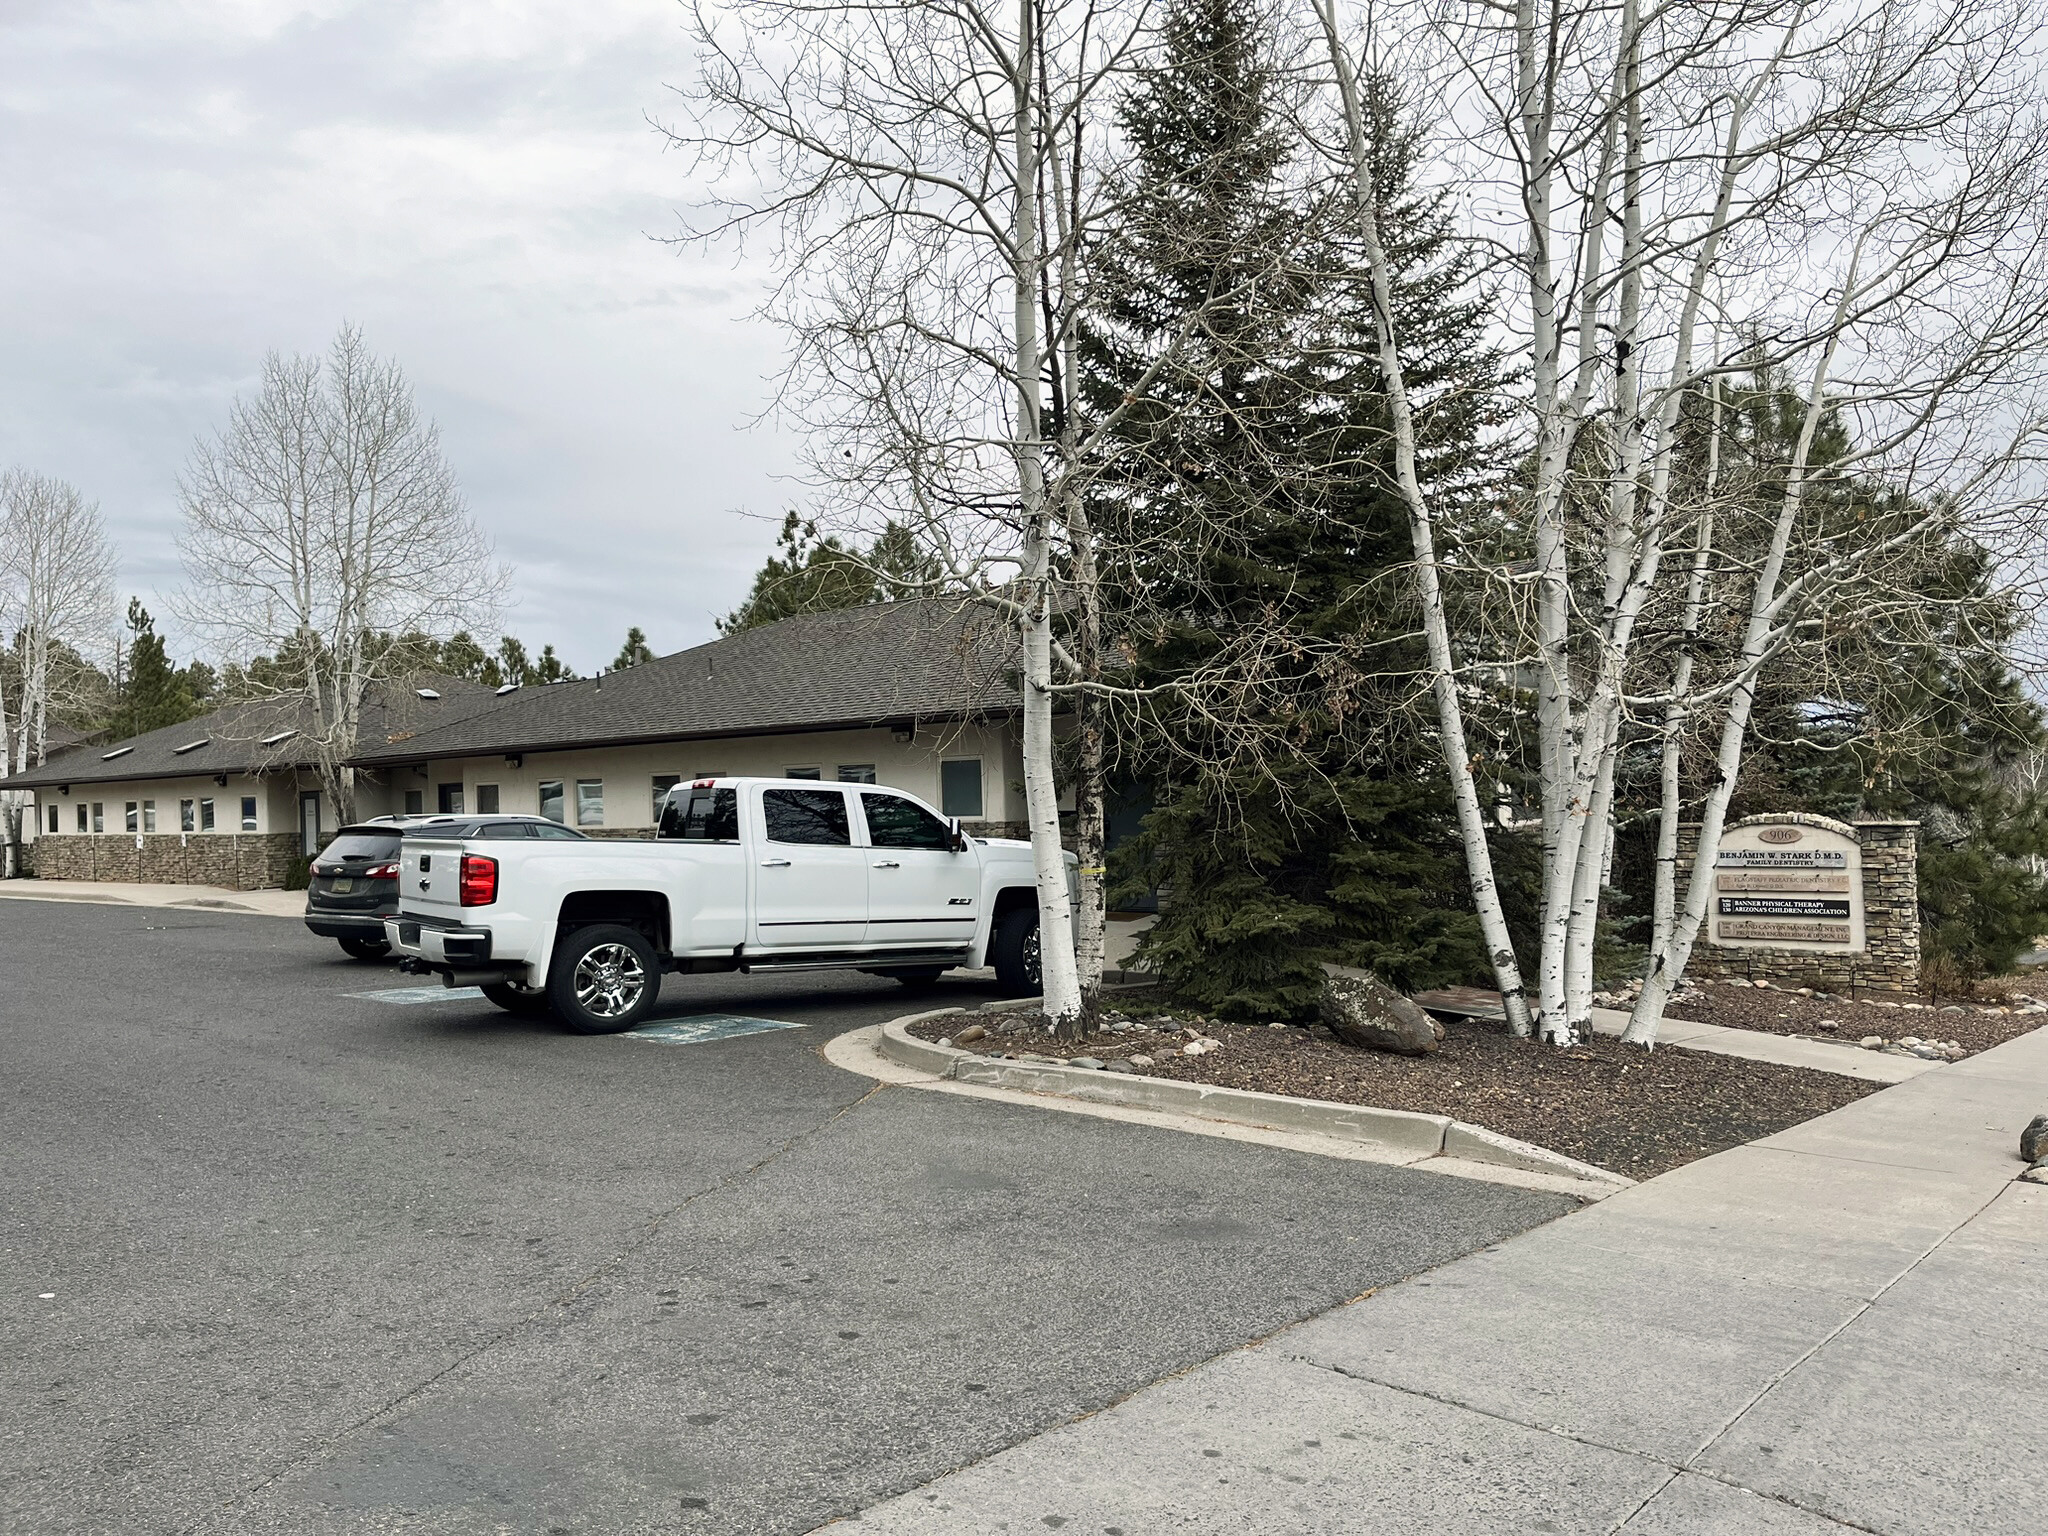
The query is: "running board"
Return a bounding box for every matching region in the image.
[739,949,970,974]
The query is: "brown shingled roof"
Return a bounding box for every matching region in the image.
[348,598,1021,766]
[4,677,505,791]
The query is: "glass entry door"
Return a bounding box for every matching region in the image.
[298,792,322,855]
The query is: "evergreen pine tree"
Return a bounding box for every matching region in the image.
[609,627,656,671]
[112,599,199,738]
[1087,0,1512,1018]
[719,512,941,634]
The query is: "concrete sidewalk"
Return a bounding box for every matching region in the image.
[1416,986,1938,1083]
[0,878,303,917]
[830,1023,2047,1534]
[1587,1004,1941,1084]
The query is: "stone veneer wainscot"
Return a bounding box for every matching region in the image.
[31,833,302,891]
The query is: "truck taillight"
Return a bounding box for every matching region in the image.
[459,853,498,906]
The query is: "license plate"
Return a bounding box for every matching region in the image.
[329,878,355,893]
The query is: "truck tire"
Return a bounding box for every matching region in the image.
[548,924,662,1035]
[338,935,389,960]
[990,906,1041,993]
[481,981,553,1018]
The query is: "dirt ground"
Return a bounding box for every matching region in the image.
[908,1007,1880,1182]
[1661,977,2046,1056]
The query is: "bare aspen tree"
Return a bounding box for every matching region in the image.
[0,469,117,870]
[1314,0,2048,1044]
[175,326,505,823]
[674,0,1195,1029]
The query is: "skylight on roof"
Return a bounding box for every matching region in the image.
[416,687,441,699]
[260,729,297,747]
[172,737,211,754]
[101,745,133,761]
[495,683,520,695]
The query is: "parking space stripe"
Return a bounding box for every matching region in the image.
[345,984,486,1005]
[618,1015,805,1045]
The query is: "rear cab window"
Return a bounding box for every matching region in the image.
[660,785,740,841]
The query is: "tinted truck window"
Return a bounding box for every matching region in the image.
[762,788,851,846]
[660,786,740,841]
[862,793,953,850]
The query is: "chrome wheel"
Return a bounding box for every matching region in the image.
[1022,923,1041,988]
[573,943,648,1018]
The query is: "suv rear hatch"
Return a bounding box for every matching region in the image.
[309,830,404,913]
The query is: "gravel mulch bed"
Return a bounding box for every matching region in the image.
[907,1007,1880,1183]
[1657,978,2047,1058]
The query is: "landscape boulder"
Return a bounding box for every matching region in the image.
[1319,964,1446,1056]
[2021,1113,2048,1165]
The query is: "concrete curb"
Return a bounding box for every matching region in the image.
[877,1017,1626,1189]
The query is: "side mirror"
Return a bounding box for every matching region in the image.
[949,818,969,853]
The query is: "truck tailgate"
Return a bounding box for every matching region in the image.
[402,837,469,917]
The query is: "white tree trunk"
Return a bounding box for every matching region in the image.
[1648,382,1721,980]
[1314,0,1534,1033]
[1630,312,1847,1042]
[1010,0,1081,1028]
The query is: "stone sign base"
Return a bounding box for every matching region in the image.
[1678,816,1920,995]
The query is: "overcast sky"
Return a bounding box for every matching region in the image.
[1,0,800,674]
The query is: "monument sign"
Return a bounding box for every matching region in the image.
[1711,819,1864,952]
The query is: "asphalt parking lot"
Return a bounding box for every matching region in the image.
[1,898,1575,1535]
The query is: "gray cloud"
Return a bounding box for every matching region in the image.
[0,0,799,672]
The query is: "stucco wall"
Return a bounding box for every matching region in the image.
[404,720,1026,832]
[35,774,279,839]
[22,723,1025,884]
[33,769,410,853]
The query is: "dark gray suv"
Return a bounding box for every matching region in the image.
[304,814,585,959]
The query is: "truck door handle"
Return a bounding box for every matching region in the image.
[872,860,900,869]
[761,858,791,867]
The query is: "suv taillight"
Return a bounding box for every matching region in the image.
[364,862,399,880]
[459,853,498,906]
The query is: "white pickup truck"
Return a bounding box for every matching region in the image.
[383,777,1068,1032]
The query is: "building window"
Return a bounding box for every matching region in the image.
[404,789,424,815]
[575,779,604,827]
[538,780,565,823]
[475,783,500,814]
[180,800,195,832]
[76,803,88,833]
[940,758,984,818]
[200,798,215,832]
[92,803,104,833]
[48,804,60,834]
[652,774,681,823]
[837,764,877,784]
[125,802,138,833]
[241,796,258,831]
[144,801,159,833]
[784,766,821,780]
